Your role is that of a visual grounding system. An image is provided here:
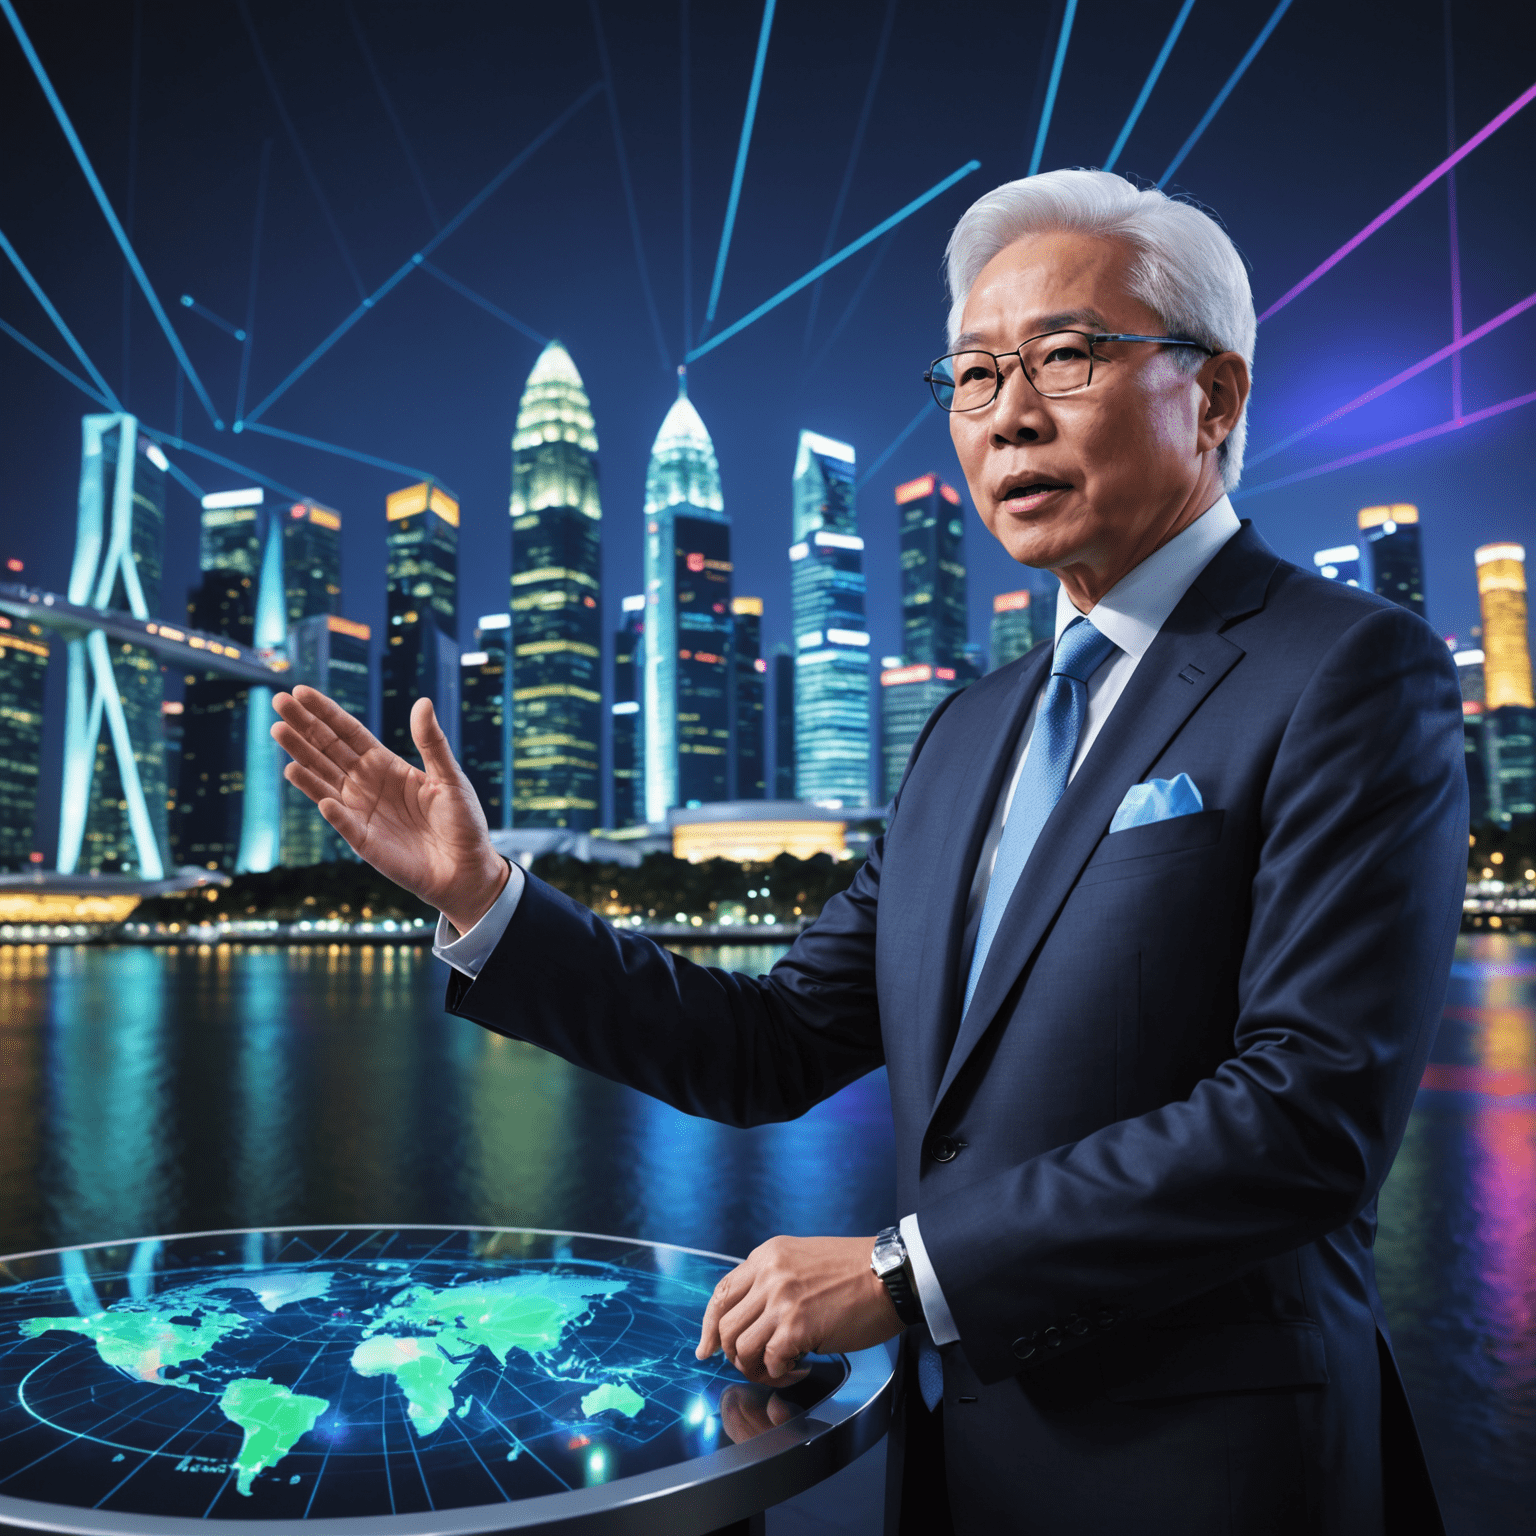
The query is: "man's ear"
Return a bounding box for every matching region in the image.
[1196,352,1250,457]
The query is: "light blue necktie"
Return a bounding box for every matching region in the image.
[961,616,1118,1020]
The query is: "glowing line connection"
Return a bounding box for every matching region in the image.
[0,226,122,408]
[1248,289,1536,466]
[239,83,601,426]
[701,0,777,333]
[419,262,548,345]
[1258,77,1536,322]
[240,421,437,482]
[1103,0,1196,173]
[180,295,245,340]
[1028,0,1078,176]
[858,400,938,490]
[1237,388,1536,499]
[688,159,981,362]
[0,315,111,408]
[1159,0,1292,187]
[1,0,223,427]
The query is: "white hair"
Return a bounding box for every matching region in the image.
[945,169,1255,491]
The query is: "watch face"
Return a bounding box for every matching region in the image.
[871,1239,904,1278]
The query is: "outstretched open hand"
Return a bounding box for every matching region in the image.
[270,686,508,934]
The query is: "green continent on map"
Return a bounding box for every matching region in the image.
[581,1381,645,1419]
[351,1336,472,1436]
[219,1378,329,1497]
[19,1307,244,1387]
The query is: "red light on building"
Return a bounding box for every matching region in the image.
[5,558,22,572]
[679,649,692,660]
[936,667,956,680]
[686,551,705,573]
[291,504,306,519]
[940,483,961,506]
[895,474,936,505]
[993,590,1030,612]
[881,664,934,686]
[28,851,43,863]
[1464,701,1484,717]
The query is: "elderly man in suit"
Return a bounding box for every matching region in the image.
[272,169,1467,1535]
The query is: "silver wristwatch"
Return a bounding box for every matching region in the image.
[871,1225,923,1327]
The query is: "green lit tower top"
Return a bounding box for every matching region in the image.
[510,340,602,829]
[643,368,729,822]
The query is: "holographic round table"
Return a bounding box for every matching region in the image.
[0,1226,894,1535]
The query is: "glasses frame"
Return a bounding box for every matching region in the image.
[923,331,1217,412]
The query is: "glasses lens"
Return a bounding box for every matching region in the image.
[1021,333,1092,396]
[945,352,999,411]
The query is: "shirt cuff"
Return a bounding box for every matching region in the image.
[900,1213,960,1346]
[432,861,525,978]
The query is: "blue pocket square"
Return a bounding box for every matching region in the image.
[1109,772,1204,833]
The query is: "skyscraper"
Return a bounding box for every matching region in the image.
[1313,544,1363,587]
[772,646,796,800]
[61,415,171,877]
[895,474,968,669]
[283,500,343,623]
[236,514,288,872]
[643,369,730,818]
[198,488,262,576]
[791,431,869,806]
[612,595,645,827]
[1358,505,1426,616]
[383,479,459,765]
[0,615,49,869]
[461,614,512,831]
[1476,542,1534,821]
[731,596,766,799]
[879,662,961,803]
[509,341,602,830]
[989,590,1035,671]
[1455,646,1490,827]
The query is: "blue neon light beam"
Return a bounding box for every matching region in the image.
[419,262,549,345]
[240,421,437,482]
[236,140,272,427]
[0,315,111,408]
[0,225,122,408]
[1103,0,1197,173]
[1158,0,1293,187]
[806,231,897,378]
[1,0,224,428]
[700,0,777,337]
[590,0,672,373]
[1028,0,1079,176]
[180,295,245,341]
[143,429,308,505]
[687,160,981,363]
[858,400,939,491]
[239,83,602,427]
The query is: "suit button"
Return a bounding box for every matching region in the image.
[930,1135,960,1162]
[1012,1336,1036,1361]
[1042,1326,1064,1349]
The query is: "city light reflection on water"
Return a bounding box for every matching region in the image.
[0,935,1530,1532]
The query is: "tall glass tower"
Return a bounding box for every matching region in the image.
[0,616,49,870]
[895,474,968,668]
[643,370,730,819]
[1358,504,1426,617]
[612,595,645,826]
[199,487,263,576]
[731,596,766,799]
[989,590,1035,671]
[460,613,512,831]
[510,341,602,829]
[1312,544,1362,588]
[283,500,343,623]
[791,431,868,806]
[1476,542,1534,821]
[383,479,459,766]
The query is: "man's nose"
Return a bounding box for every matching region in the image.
[990,360,1048,445]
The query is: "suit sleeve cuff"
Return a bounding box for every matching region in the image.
[900,1213,960,1346]
[433,861,525,977]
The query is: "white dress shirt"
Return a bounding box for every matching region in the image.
[435,496,1244,1348]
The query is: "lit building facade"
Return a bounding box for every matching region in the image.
[772,646,796,800]
[1359,504,1426,617]
[1455,647,1490,827]
[461,614,512,831]
[283,500,343,623]
[989,590,1034,672]
[510,342,602,829]
[1477,542,1534,821]
[198,487,263,577]
[0,615,49,869]
[731,596,766,799]
[791,431,869,806]
[896,474,968,669]
[383,479,459,766]
[643,370,730,819]
[1313,543,1363,588]
[612,595,645,827]
[880,662,960,803]
[60,415,172,877]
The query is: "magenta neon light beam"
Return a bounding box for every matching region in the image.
[1258,78,1536,324]
[1247,289,1536,466]
[1236,388,1536,499]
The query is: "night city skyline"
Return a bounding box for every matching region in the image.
[2,0,1534,858]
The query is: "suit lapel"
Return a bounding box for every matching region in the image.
[909,644,1052,1113]
[927,525,1279,1119]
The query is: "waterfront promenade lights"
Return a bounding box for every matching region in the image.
[924,331,1215,411]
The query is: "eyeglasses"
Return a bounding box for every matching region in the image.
[923,330,1216,412]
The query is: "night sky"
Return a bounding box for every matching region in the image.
[2,0,1533,849]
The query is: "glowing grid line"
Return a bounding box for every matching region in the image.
[0,0,223,428]
[1028,0,1078,176]
[1158,0,1292,188]
[418,262,548,345]
[0,317,111,409]
[857,400,938,491]
[1103,0,1197,173]
[1257,78,1536,322]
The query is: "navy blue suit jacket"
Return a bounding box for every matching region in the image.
[447,525,1467,1533]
